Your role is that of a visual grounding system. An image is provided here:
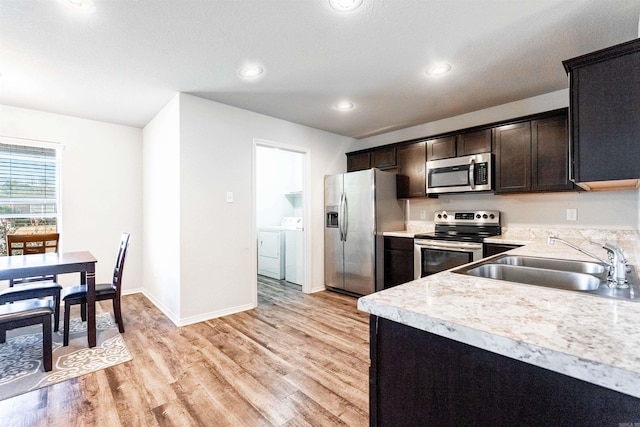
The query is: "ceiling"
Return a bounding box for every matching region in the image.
[1,0,639,139]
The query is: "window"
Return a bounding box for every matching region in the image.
[0,138,62,255]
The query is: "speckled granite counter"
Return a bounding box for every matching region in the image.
[382,231,415,238]
[359,235,640,398]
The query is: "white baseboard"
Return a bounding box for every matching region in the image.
[125,288,256,328]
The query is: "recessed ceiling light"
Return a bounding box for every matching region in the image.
[335,101,355,111]
[329,0,364,12]
[426,63,452,76]
[58,0,96,12]
[237,65,264,79]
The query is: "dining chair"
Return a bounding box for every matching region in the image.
[3,233,62,331]
[0,299,54,371]
[6,233,60,286]
[62,233,130,346]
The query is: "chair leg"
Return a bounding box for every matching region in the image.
[53,292,60,332]
[42,315,52,372]
[113,298,124,333]
[80,303,86,322]
[63,300,71,347]
[0,328,5,343]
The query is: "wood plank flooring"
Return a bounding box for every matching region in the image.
[0,277,370,426]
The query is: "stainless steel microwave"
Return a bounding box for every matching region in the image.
[426,153,493,194]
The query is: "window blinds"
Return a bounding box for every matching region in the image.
[0,143,59,218]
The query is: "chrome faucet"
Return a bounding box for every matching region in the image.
[601,241,629,288]
[547,236,628,288]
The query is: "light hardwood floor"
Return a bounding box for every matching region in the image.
[0,278,370,426]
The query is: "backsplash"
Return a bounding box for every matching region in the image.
[407,189,639,230]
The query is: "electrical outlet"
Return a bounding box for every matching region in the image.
[419,210,426,220]
[226,191,234,203]
[566,208,577,221]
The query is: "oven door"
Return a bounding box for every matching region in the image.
[414,239,483,279]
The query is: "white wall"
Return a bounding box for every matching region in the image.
[141,95,182,320]
[0,105,143,290]
[142,93,352,325]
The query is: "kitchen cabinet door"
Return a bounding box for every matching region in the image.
[383,237,414,288]
[494,122,532,193]
[426,136,456,160]
[371,146,396,169]
[397,141,427,198]
[346,151,370,172]
[563,39,640,183]
[531,114,573,192]
[457,129,492,156]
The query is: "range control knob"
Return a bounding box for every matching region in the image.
[482,214,488,219]
[443,214,448,219]
[475,214,481,219]
[489,214,495,219]
[437,214,442,219]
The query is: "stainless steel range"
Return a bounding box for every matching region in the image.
[414,210,501,279]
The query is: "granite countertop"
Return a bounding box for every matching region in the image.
[358,235,640,398]
[382,231,416,238]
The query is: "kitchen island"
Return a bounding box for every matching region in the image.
[358,236,640,426]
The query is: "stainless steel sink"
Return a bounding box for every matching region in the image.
[452,254,639,302]
[494,256,606,275]
[464,264,601,291]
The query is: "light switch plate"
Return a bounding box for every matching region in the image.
[566,208,577,221]
[226,191,234,203]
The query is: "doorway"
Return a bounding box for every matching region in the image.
[254,140,310,298]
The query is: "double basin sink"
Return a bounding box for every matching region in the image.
[452,254,639,302]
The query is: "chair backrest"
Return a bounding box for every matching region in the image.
[7,233,59,256]
[112,233,131,297]
[6,233,60,286]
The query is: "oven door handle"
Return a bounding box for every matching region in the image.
[414,240,483,252]
[468,158,475,189]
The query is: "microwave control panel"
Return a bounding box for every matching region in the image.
[475,162,489,185]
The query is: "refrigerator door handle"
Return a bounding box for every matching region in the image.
[339,192,346,241]
[342,193,348,241]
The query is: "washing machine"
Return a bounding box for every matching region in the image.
[282,217,303,285]
[257,226,285,279]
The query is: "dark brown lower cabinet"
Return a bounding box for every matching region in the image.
[383,237,414,289]
[369,316,640,426]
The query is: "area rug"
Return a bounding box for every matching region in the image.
[0,312,132,401]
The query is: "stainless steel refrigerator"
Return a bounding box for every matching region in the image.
[324,169,404,296]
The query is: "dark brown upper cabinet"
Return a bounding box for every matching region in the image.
[563,38,640,186]
[346,145,396,172]
[494,121,532,193]
[531,114,573,192]
[427,129,492,161]
[346,151,371,172]
[371,146,396,169]
[396,140,427,198]
[457,129,492,156]
[426,136,456,160]
[495,110,573,193]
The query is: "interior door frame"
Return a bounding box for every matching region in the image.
[252,139,312,297]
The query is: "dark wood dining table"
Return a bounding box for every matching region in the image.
[0,251,98,347]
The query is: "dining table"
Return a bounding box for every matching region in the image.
[0,251,98,347]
